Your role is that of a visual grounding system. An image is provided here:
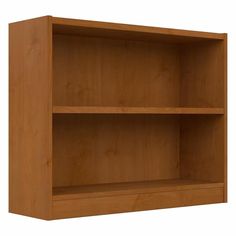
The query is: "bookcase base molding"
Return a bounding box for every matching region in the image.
[52,180,224,219]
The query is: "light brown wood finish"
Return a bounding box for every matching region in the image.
[223,34,227,201]
[10,16,227,220]
[53,115,180,187]
[179,36,227,200]
[53,106,224,114]
[52,187,224,219]
[9,16,53,219]
[180,116,224,182]
[52,17,225,42]
[53,179,224,201]
[53,34,225,109]
[180,41,224,107]
[53,34,180,107]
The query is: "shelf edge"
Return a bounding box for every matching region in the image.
[53,182,224,201]
[53,106,225,115]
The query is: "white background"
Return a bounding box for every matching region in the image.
[0,0,235,235]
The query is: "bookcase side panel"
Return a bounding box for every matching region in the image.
[223,35,227,202]
[180,116,224,184]
[180,40,224,108]
[9,16,53,219]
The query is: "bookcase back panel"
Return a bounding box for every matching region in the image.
[53,34,180,107]
[53,115,180,187]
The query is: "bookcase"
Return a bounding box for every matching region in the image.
[9,16,227,220]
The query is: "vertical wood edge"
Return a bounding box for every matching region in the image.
[47,15,53,219]
[223,34,227,202]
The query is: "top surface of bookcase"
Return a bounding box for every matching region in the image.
[52,17,224,41]
[10,16,226,42]
[50,16,226,42]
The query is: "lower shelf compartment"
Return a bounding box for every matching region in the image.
[52,179,224,219]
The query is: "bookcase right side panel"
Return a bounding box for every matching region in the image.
[180,37,227,202]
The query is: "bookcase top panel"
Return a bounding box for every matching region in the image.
[51,16,226,43]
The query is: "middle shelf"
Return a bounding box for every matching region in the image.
[53,106,224,115]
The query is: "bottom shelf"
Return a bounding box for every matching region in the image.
[53,179,223,200]
[52,179,224,219]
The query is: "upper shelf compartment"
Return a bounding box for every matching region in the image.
[52,17,226,109]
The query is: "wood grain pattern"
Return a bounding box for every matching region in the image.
[180,116,224,182]
[53,34,180,107]
[52,17,225,42]
[180,41,224,107]
[9,16,53,219]
[9,15,227,220]
[52,187,224,219]
[53,106,224,114]
[53,115,180,187]
[53,179,224,200]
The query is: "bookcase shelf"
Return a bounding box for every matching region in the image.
[52,179,224,218]
[53,106,224,114]
[9,16,227,220]
[53,179,224,201]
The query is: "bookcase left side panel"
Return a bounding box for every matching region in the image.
[9,16,53,220]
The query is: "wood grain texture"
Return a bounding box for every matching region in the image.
[52,187,224,219]
[9,16,227,220]
[52,17,225,42]
[53,115,180,187]
[53,179,224,200]
[180,41,224,107]
[9,16,53,219]
[53,106,224,114]
[53,34,180,107]
[180,116,224,182]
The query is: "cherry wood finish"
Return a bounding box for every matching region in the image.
[52,187,224,219]
[180,116,224,182]
[180,41,224,107]
[53,179,224,201]
[53,106,224,114]
[53,115,180,187]
[9,16,227,220]
[52,179,224,219]
[53,34,180,107]
[9,16,53,219]
[52,17,224,42]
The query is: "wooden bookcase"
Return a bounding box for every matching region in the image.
[9,16,227,220]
